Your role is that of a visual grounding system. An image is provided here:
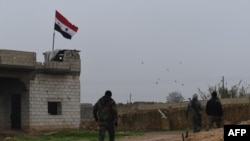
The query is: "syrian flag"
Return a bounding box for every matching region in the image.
[54,10,78,39]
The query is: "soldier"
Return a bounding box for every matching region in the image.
[93,90,118,141]
[205,91,223,131]
[186,94,203,132]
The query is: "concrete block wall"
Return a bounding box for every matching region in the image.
[28,74,80,131]
[0,49,36,66]
[63,50,81,72]
[41,50,81,73]
[0,49,81,132]
[43,61,70,70]
[42,50,81,73]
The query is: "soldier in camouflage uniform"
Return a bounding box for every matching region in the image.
[93,90,118,141]
[186,94,203,132]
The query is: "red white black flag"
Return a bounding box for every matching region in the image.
[54,10,78,39]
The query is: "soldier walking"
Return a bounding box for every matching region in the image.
[93,90,118,141]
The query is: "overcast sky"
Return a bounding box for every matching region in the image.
[1,0,250,104]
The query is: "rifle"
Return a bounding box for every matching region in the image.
[188,98,201,116]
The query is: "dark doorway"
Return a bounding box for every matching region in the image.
[11,94,21,130]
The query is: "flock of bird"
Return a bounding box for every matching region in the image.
[141,61,185,87]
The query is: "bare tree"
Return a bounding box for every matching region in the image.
[166,91,184,103]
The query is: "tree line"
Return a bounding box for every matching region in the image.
[167,79,250,103]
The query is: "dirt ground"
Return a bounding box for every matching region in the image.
[1,120,249,141]
[117,128,223,141]
[117,119,250,141]
[117,130,185,141]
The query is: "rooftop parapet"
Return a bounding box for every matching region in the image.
[41,49,81,74]
[0,49,81,74]
[0,49,36,70]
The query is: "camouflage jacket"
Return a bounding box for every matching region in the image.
[93,95,118,122]
[186,99,202,117]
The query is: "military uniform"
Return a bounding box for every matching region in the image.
[93,90,118,141]
[186,94,203,132]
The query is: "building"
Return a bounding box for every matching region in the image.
[0,49,81,131]
[80,103,93,120]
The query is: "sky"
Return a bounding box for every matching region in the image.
[1,0,250,104]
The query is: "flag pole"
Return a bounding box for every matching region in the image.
[52,10,56,52]
[52,31,55,51]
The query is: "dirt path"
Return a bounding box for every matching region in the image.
[117,131,185,141]
[117,128,224,141]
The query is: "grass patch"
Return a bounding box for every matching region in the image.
[0,130,144,141]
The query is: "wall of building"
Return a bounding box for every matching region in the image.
[0,49,36,67]
[0,49,81,132]
[28,74,80,131]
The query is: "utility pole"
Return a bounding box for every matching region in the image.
[130,93,132,104]
[222,76,224,98]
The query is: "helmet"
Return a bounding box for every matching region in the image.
[193,94,198,99]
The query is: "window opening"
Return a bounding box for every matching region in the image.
[48,102,62,115]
